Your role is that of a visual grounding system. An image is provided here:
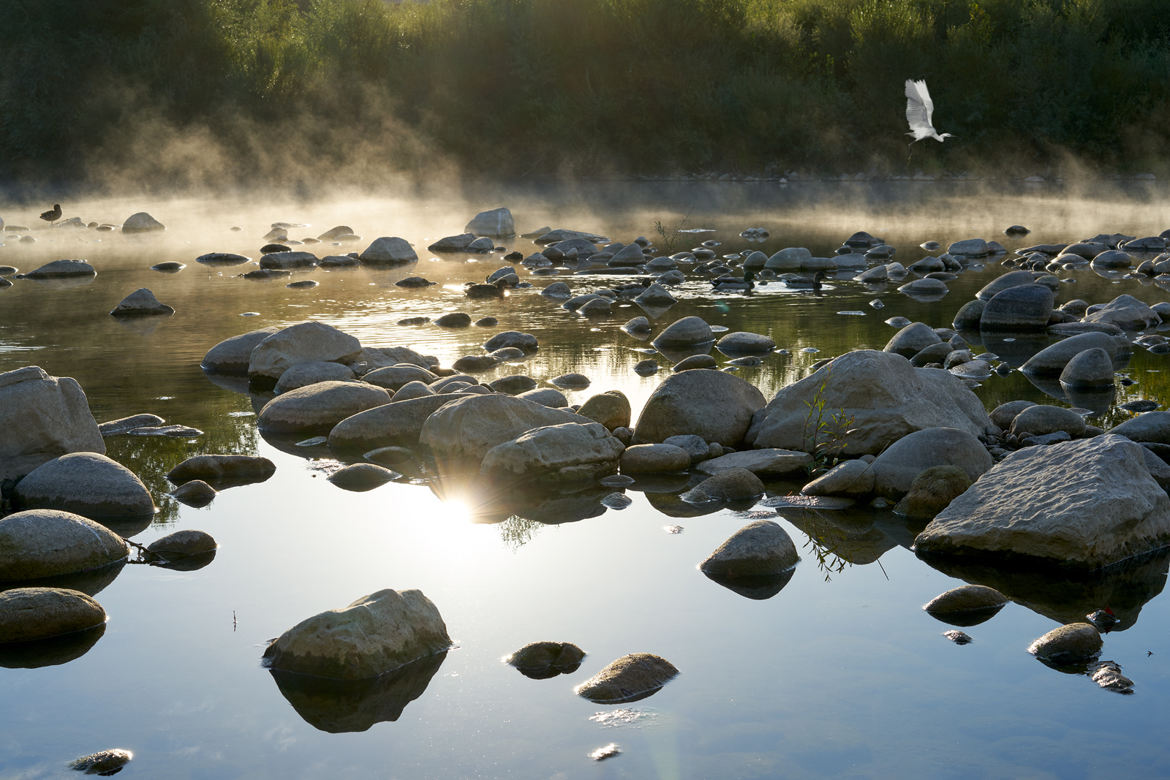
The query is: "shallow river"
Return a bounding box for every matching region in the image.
[2,182,1169,779]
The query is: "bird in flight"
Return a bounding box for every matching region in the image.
[905,79,953,143]
[40,203,62,225]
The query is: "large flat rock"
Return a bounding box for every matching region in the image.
[914,434,1170,568]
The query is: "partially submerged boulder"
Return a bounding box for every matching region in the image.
[700,519,799,580]
[262,589,451,680]
[914,435,1170,568]
[201,327,281,375]
[0,366,105,483]
[0,510,129,581]
[0,587,107,643]
[1027,623,1102,666]
[869,427,992,498]
[419,394,590,466]
[256,381,391,435]
[109,288,174,317]
[747,350,994,456]
[506,641,585,679]
[574,653,678,703]
[923,584,1008,626]
[328,394,465,452]
[166,454,276,487]
[12,452,155,520]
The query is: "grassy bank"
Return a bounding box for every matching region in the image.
[3,0,1169,192]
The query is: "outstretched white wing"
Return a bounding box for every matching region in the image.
[905,79,936,139]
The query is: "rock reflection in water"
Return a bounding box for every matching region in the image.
[0,560,127,598]
[918,547,1170,631]
[0,623,106,669]
[702,567,796,600]
[782,507,901,568]
[269,651,447,733]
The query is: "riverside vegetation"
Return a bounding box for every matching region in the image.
[4,0,1170,189]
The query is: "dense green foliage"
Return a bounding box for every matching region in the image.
[3,0,1170,190]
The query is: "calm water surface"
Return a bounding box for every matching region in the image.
[2,183,1169,779]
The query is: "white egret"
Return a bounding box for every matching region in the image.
[904,79,953,143]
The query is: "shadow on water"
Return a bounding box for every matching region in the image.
[917,547,1170,631]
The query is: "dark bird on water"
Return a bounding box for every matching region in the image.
[40,204,62,225]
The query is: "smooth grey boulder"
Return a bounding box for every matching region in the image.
[700,520,799,578]
[516,388,569,408]
[21,259,96,278]
[109,288,174,317]
[651,316,714,349]
[393,380,436,400]
[1110,411,1170,444]
[361,364,438,392]
[248,322,363,385]
[170,479,216,507]
[683,468,764,502]
[167,455,275,486]
[260,251,318,269]
[358,237,417,264]
[122,212,164,233]
[672,355,717,371]
[619,443,691,474]
[480,422,624,482]
[347,346,434,372]
[540,282,572,299]
[914,434,1170,567]
[550,372,590,389]
[884,322,942,358]
[975,270,1037,302]
[488,375,537,395]
[327,463,400,491]
[574,653,679,704]
[1090,249,1133,269]
[13,452,154,520]
[0,366,105,483]
[275,361,356,393]
[0,510,129,581]
[196,252,251,266]
[257,381,391,435]
[634,283,676,306]
[577,298,612,317]
[419,394,591,465]
[427,233,476,252]
[947,238,990,257]
[801,459,875,497]
[506,641,585,678]
[923,585,1008,626]
[979,284,1054,331]
[328,394,465,452]
[1083,294,1160,331]
[868,428,992,498]
[898,278,948,297]
[764,247,812,271]
[147,530,217,559]
[99,414,165,436]
[201,327,281,374]
[483,331,538,353]
[634,369,765,447]
[263,589,451,680]
[694,449,811,477]
[747,351,993,457]
[577,391,632,431]
[989,400,1037,429]
[466,207,514,237]
[909,342,953,368]
[452,355,498,373]
[1009,405,1086,438]
[952,299,986,330]
[716,331,776,355]
[893,465,973,519]
[1059,347,1115,389]
[0,587,107,642]
[1027,623,1102,665]
[1020,332,1130,376]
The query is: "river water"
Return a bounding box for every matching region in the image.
[1,182,1169,778]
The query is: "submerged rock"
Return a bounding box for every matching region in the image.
[257,381,391,435]
[262,589,451,680]
[574,653,679,703]
[166,454,276,487]
[700,520,799,579]
[327,463,400,491]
